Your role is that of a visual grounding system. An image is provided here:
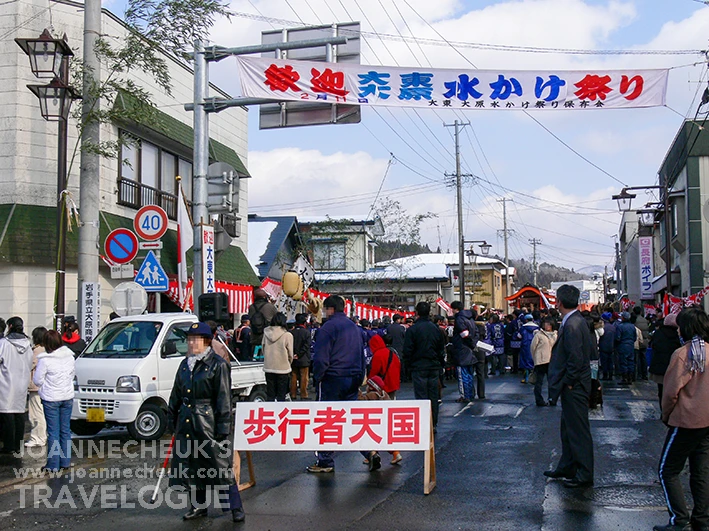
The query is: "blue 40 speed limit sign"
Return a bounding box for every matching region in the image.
[134,205,168,241]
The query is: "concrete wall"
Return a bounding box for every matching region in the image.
[0,264,132,331]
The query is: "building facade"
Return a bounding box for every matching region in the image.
[1,0,256,330]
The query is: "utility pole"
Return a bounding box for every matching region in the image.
[603,265,608,303]
[444,120,470,306]
[77,0,101,339]
[497,198,513,306]
[615,240,622,301]
[529,238,542,286]
[192,39,209,317]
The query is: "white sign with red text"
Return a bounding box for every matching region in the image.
[238,56,668,111]
[234,401,431,452]
[201,224,215,294]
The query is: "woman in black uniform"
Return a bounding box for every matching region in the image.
[168,321,245,523]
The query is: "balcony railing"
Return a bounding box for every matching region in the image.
[117,178,180,220]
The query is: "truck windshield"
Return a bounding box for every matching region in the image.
[80,321,163,359]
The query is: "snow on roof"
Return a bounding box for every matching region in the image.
[316,255,451,283]
[297,215,373,224]
[247,221,278,272]
[376,253,507,269]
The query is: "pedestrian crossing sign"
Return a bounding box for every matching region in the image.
[134,251,168,292]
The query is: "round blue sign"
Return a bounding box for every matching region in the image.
[104,228,139,265]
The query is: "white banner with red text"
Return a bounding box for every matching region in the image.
[234,401,431,451]
[238,56,668,111]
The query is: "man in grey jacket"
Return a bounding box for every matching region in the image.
[0,317,33,453]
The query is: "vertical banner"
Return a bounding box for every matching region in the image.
[639,236,654,300]
[201,224,216,294]
[81,282,101,343]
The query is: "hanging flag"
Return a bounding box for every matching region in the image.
[177,183,193,306]
[237,56,669,111]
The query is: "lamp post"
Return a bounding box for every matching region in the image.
[612,183,672,299]
[460,240,490,307]
[16,30,78,330]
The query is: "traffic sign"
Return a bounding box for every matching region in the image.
[134,205,168,241]
[580,290,591,302]
[111,281,148,316]
[134,251,169,292]
[105,228,139,265]
[139,241,163,250]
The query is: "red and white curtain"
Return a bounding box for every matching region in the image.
[166,278,254,314]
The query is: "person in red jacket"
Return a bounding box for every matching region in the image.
[368,335,401,398]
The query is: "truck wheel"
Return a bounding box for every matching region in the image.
[248,386,267,402]
[127,404,167,441]
[70,420,105,437]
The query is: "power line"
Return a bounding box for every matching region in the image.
[230,11,705,56]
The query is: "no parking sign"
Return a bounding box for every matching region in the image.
[104,228,139,265]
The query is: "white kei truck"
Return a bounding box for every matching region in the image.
[70,313,266,440]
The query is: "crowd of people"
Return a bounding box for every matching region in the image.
[0,316,78,474]
[4,286,709,530]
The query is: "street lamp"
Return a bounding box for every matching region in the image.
[637,209,657,227]
[460,240,490,307]
[27,78,79,121]
[612,189,637,212]
[612,184,672,301]
[17,29,78,331]
[15,30,73,79]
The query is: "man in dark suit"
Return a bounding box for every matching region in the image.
[545,284,595,488]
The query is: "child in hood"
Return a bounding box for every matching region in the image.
[358,376,403,467]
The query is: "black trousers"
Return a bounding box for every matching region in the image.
[193,485,242,511]
[658,426,709,528]
[412,369,440,428]
[265,373,291,401]
[534,364,549,405]
[1,413,25,453]
[555,385,594,483]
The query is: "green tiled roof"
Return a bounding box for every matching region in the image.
[215,245,260,286]
[0,204,79,266]
[114,92,250,177]
[0,205,259,286]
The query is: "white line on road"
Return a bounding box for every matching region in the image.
[0,510,13,518]
[454,402,474,417]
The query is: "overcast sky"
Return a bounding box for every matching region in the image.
[116,0,709,272]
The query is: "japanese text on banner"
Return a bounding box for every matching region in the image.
[201,225,215,294]
[234,401,431,451]
[237,57,669,111]
[638,236,654,300]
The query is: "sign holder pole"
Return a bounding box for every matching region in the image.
[423,411,437,495]
[234,450,256,491]
[155,248,162,313]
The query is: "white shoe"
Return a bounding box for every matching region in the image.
[24,441,45,448]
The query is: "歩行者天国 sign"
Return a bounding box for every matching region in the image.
[237,57,668,111]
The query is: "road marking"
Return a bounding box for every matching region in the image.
[0,510,13,518]
[513,406,524,418]
[454,402,474,417]
[627,401,658,422]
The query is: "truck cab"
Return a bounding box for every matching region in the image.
[71,313,266,440]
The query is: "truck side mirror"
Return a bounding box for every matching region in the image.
[161,341,178,358]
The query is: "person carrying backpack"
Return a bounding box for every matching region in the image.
[247,288,277,359]
[451,301,482,402]
[368,334,401,398]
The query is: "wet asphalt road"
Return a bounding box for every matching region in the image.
[0,375,681,530]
